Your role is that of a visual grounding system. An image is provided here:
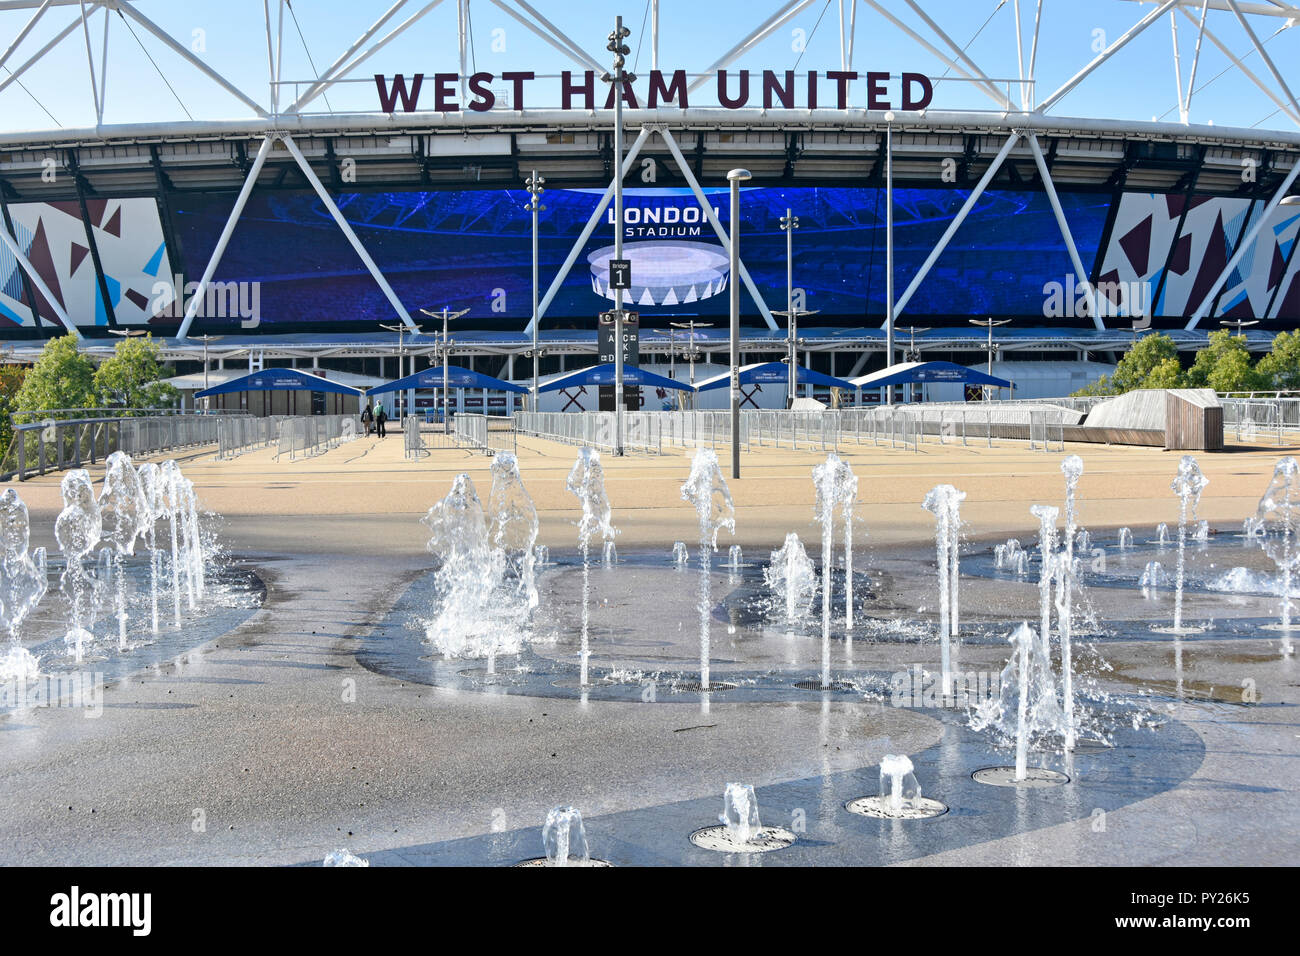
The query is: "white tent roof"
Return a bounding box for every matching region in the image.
[164,368,388,391]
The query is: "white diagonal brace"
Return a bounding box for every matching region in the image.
[1225,0,1300,124]
[1180,7,1300,125]
[893,132,1021,318]
[687,0,817,95]
[176,135,274,340]
[285,0,446,115]
[0,221,78,333]
[658,127,778,330]
[77,0,101,124]
[860,0,1011,110]
[1183,0,1210,119]
[902,0,1016,110]
[115,0,268,117]
[1185,156,1300,329]
[0,0,52,73]
[1037,0,1179,114]
[1027,134,1104,329]
[486,0,601,72]
[0,2,99,97]
[524,126,652,337]
[280,134,418,332]
[284,0,408,113]
[511,0,604,72]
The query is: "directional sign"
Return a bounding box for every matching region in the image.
[608,258,632,290]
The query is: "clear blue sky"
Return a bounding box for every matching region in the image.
[0,0,1297,133]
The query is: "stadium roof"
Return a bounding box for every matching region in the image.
[695,361,857,392]
[366,365,527,395]
[193,367,363,398]
[851,360,1014,389]
[539,363,695,392]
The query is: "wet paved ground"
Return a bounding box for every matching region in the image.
[2,511,1295,866]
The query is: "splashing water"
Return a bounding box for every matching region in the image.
[1140,561,1165,596]
[680,448,736,690]
[99,452,148,650]
[136,463,164,633]
[879,754,921,814]
[1256,457,1300,654]
[1118,527,1133,549]
[0,489,46,680]
[543,806,591,866]
[922,483,965,697]
[422,474,526,674]
[1169,456,1209,632]
[534,544,549,566]
[54,470,101,663]
[813,453,858,687]
[719,782,762,844]
[971,622,1061,774]
[487,451,540,614]
[672,542,689,566]
[567,449,618,685]
[726,545,743,568]
[1194,520,1209,545]
[323,849,369,867]
[1155,522,1169,548]
[1059,455,1084,751]
[602,541,618,566]
[765,532,816,626]
[1029,505,1061,702]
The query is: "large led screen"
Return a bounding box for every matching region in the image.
[170,185,1111,327]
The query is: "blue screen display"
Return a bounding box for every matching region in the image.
[171,185,1109,325]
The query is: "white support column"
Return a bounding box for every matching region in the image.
[1186,158,1300,329]
[1037,0,1180,114]
[0,3,100,98]
[0,0,53,74]
[1183,0,1210,120]
[484,0,602,71]
[687,0,818,94]
[1027,135,1104,329]
[893,132,1021,318]
[176,135,274,340]
[284,0,409,112]
[280,134,419,332]
[658,128,778,330]
[1179,9,1300,126]
[902,0,1015,110]
[0,224,77,334]
[524,126,652,337]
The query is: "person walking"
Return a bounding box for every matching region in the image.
[375,403,388,438]
[361,401,374,436]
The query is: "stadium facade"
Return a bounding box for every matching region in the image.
[0,0,1298,407]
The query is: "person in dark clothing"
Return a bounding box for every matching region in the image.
[375,404,388,438]
[361,402,374,435]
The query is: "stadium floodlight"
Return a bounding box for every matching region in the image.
[419,307,470,434]
[525,171,546,412]
[774,209,820,406]
[1219,318,1259,339]
[602,15,635,455]
[381,321,422,420]
[970,318,1012,401]
[727,168,752,480]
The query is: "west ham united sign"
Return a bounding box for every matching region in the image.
[374,69,934,113]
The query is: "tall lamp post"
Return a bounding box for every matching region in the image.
[195,334,224,411]
[970,317,1011,400]
[380,320,421,420]
[774,207,820,407]
[899,325,929,402]
[525,170,546,411]
[884,110,896,405]
[420,307,470,433]
[603,16,635,456]
[727,168,752,479]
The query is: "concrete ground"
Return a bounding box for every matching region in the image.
[1,432,1296,865]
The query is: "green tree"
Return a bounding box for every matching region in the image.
[0,362,28,456]
[1184,329,1264,393]
[93,334,178,410]
[1110,332,1183,393]
[13,334,96,415]
[1255,330,1300,390]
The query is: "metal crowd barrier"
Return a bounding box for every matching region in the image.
[1221,397,1300,445]
[274,415,362,461]
[1,414,227,482]
[453,414,517,455]
[217,416,290,460]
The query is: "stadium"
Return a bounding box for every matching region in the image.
[1,0,1298,415]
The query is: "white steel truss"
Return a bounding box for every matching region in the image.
[0,0,1296,344]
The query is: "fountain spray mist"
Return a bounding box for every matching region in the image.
[566,449,617,686]
[1256,456,1300,655]
[680,448,735,690]
[1059,455,1084,751]
[1170,456,1208,632]
[922,484,965,696]
[813,454,857,688]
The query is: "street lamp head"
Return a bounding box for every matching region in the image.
[884,110,895,123]
[1280,195,1300,206]
[727,168,753,183]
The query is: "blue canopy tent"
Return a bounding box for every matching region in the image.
[193,367,364,415]
[694,361,856,392]
[851,361,1014,392]
[367,365,527,421]
[194,367,364,398]
[366,365,528,395]
[538,363,696,393]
